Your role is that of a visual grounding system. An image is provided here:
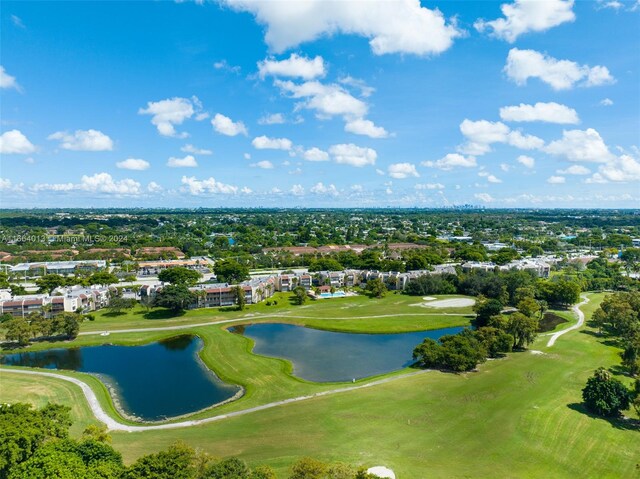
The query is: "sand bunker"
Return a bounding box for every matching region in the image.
[367,466,396,479]
[422,296,437,301]
[416,298,476,308]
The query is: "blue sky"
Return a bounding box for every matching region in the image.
[1,0,639,208]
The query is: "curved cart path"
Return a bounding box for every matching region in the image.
[546,295,589,348]
[0,367,430,433]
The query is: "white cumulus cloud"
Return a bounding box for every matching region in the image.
[212,113,248,136]
[504,48,615,90]
[587,154,640,183]
[220,0,464,56]
[303,147,329,162]
[557,165,591,175]
[388,162,419,179]
[0,66,20,90]
[544,128,614,162]
[252,135,292,150]
[499,102,579,124]
[345,118,389,138]
[479,171,502,183]
[251,160,275,169]
[290,184,305,196]
[517,155,535,168]
[0,130,36,154]
[34,173,143,196]
[116,158,150,171]
[181,144,212,155]
[310,182,339,195]
[48,129,113,151]
[475,0,575,42]
[547,175,566,184]
[329,143,377,167]
[167,155,198,168]
[475,193,494,203]
[258,113,286,125]
[458,119,544,155]
[415,183,445,190]
[258,53,325,79]
[275,80,368,119]
[139,97,201,138]
[181,176,239,195]
[423,153,477,170]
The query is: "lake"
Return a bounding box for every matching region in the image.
[0,335,239,421]
[234,323,465,382]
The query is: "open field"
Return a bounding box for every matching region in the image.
[1,292,638,477]
[77,292,476,333]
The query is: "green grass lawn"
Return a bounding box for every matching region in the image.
[1,292,638,477]
[76,292,475,333]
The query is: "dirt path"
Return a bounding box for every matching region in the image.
[79,312,471,336]
[546,295,589,348]
[0,368,430,432]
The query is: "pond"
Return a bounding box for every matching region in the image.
[233,323,465,382]
[0,335,239,421]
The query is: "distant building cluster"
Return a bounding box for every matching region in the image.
[0,255,568,317]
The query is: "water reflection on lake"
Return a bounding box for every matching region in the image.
[235,323,464,382]
[1,335,239,421]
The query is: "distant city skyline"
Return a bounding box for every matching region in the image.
[1,0,639,208]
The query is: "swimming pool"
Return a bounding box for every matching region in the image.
[319,291,347,298]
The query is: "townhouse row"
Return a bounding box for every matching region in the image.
[0,286,110,318]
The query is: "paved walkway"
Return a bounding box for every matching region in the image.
[546,295,589,347]
[0,368,430,432]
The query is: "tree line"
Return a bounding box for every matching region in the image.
[0,402,381,479]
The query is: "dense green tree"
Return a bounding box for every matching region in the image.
[89,271,119,286]
[438,332,487,372]
[233,286,246,311]
[288,457,327,479]
[250,465,277,479]
[491,248,520,265]
[365,278,387,298]
[154,285,196,313]
[473,297,503,327]
[124,442,195,479]
[474,327,513,358]
[9,284,27,296]
[4,317,34,346]
[214,259,249,284]
[621,248,640,274]
[621,331,640,377]
[35,274,67,294]
[403,274,457,296]
[412,338,442,368]
[413,331,487,372]
[506,312,539,349]
[308,258,344,272]
[158,267,202,286]
[516,297,541,318]
[0,403,72,479]
[582,367,631,417]
[538,279,581,307]
[106,297,138,315]
[60,312,83,339]
[293,286,307,305]
[202,457,250,478]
